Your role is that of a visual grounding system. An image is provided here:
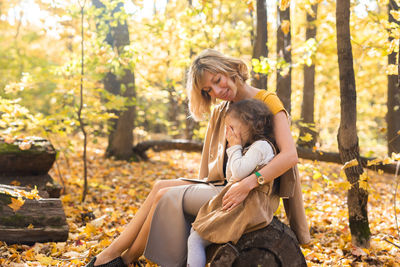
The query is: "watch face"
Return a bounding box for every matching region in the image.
[257,176,265,185]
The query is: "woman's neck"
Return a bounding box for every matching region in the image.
[233,83,261,102]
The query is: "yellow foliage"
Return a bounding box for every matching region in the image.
[24,249,36,261]
[342,159,359,169]
[100,238,112,248]
[36,254,58,265]
[300,133,313,142]
[338,181,352,191]
[279,0,290,11]
[392,152,400,161]
[8,197,25,212]
[281,20,290,35]
[390,10,400,21]
[84,223,97,236]
[312,171,322,180]
[382,157,393,165]
[388,39,397,54]
[387,64,398,75]
[367,158,381,166]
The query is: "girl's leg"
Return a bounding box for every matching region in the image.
[93,179,192,265]
[187,228,211,267]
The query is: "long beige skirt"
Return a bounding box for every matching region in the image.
[143,183,224,267]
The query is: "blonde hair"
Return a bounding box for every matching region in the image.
[186,49,249,121]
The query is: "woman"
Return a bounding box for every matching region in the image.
[87,49,310,267]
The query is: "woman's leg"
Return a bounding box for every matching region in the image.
[93,179,192,265]
[127,184,224,266]
[120,187,171,264]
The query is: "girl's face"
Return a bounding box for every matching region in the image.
[201,71,238,101]
[225,113,251,146]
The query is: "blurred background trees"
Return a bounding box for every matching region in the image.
[2,0,397,158]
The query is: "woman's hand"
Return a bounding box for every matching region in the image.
[226,126,241,147]
[222,180,251,211]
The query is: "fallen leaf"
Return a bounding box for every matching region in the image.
[4,136,14,144]
[10,180,21,186]
[342,159,358,169]
[8,197,25,212]
[351,246,367,257]
[281,20,290,35]
[367,158,381,166]
[19,141,31,150]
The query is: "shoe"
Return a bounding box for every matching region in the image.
[85,256,127,267]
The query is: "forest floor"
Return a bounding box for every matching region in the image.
[0,138,400,266]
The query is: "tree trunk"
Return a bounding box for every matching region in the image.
[336,0,370,248]
[276,3,292,113]
[92,0,136,161]
[298,4,318,148]
[388,0,400,155]
[251,0,268,90]
[167,83,180,137]
[184,98,197,140]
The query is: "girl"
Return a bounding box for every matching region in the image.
[187,99,279,267]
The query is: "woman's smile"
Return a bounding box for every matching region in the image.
[201,71,237,101]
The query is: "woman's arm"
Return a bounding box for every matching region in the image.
[222,111,298,211]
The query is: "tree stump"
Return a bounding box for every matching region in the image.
[0,137,61,197]
[0,185,69,244]
[207,217,307,267]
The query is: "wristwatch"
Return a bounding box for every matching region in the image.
[254,171,265,185]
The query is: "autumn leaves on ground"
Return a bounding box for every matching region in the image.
[0,138,399,266]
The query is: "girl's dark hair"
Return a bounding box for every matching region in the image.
[226,99,275,147]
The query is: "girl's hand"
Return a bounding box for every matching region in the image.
[222,180,251,211]
[226,126,241,147]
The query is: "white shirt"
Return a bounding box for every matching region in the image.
[226,140,275,182]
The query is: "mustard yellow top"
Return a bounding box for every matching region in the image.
[254,90,285,115]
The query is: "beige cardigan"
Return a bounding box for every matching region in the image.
[198,94,311,244]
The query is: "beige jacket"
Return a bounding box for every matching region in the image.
[198,97,311,244]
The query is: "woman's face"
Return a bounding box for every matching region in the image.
[201,71,238,101]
